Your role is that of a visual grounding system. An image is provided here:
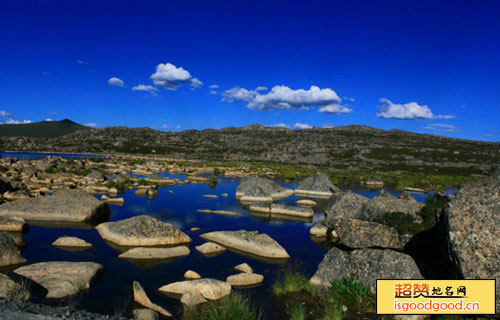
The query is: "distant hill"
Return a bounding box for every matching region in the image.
[0,119,90,138]
[0,124,498,177]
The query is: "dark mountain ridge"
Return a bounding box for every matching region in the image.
[0,119,90,138]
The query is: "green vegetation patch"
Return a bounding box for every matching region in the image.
[183,293,260,320]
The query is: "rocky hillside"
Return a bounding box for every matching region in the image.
[1,124,499,175]
[0,119,89,138]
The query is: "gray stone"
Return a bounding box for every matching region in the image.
[325,191,369,222]
[236,177,293,202]
[310,247,422,291]
[96,215,191,246]
[133,308,159,320]
[361,189,423,221]
[0,189,110,222]
[0,231,26,267]
[444,173,500,314]
[329,218,402,249]
[295,172,340,198]
[119,246,190,260]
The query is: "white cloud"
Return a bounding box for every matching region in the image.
[191,77,203,88]
[248,86,341,111]
[318,104,352,114]
[150,62,202,90]
[84,123,98,128]
[255,86,267,91]
[222,85,346,114]
[4,119,32,124]
[77,60,89,65]
[132,84,158,96]
[221,87,257,103]
[344,96,355,102]
[424,123,459,132]
[0,110,11,117]
[45,118,52,121]
[293,122,313,129]
[377,98,455,120]
[209,90,218,95]
[268,123,290,128]
[322,124,334,128]
[209,84,219,89]
[108,77,125,87]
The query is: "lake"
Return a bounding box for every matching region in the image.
[2,152,429,318]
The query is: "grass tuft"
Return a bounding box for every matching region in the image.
[182,293,260,320]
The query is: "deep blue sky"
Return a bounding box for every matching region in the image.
[1,0,499,141]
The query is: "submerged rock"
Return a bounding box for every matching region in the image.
[444,173,500,313]
[133,281,172,318]
[52,236,92,249]
[96,215,191,246]
[236,177,293,202]
[195,242,226,256]
[329,218,401,249]
[310,247,422,291]
[226,273,264,288]
[184,270,201,280]
[270,204,313,218]
[0,189,110,222]
[0,231,26,267]
[295,172,340,198]
[234,263,253,274]
[119,246,190,260]
[159,278,231,301]
[200,230,290,259]
[14,261,103,299]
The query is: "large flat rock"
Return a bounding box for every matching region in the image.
[14,261,104,299]
[0,189,110,222]
[96,215,192,246]
[200,230,289,259]
[119,246,190,260]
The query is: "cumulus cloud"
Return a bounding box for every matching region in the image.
[424,123,459,132]
[5,119,32,124]
[84,123,98,128]
[150,63,203,90]
[318,104,352,114]
[0,110,11,117]
[249,86,341,111]
[108,77,125,87]
[132,84,158,96]
[293,123,313,129]
[209,84,219,89]
[209,90,218,95]
[377,98,455,120]
[45,118,52,121]
[221,87,257,103]
[222,85,346,114]
[77,60,89,65]
[255,86,268,91]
